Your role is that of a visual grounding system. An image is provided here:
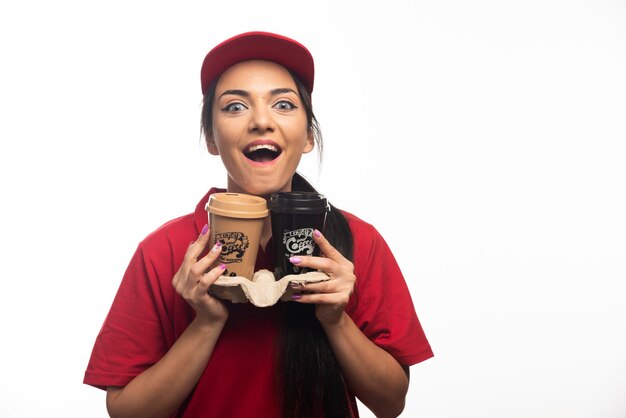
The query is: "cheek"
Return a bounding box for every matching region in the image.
[212,122,239,147]
[285,117,310,144]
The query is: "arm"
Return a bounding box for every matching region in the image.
[107,226,229,418]
[291,230,409,418]
[106,316,225,418]
[321,312,410,418]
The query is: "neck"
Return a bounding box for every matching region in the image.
[260,216,272,249]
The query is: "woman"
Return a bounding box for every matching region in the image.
[84,31,433,418]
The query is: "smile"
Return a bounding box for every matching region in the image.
[243,142,282,164]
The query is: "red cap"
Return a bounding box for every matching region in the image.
[200,31,315,95]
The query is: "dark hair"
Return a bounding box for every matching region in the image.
[201,71,354,417]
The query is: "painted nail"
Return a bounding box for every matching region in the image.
[314,229,322,238]
[216,241,222,247]
[289,256,302,264]
[201,224,209,235]
[219,264,226,270]
[289,282,301,288]
[291,294,302,300]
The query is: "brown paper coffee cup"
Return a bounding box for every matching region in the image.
[205,193,268,280]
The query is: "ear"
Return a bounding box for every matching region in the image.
[205,134,219,155]
[302,130,315,154]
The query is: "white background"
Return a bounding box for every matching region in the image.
[1,1,625,417]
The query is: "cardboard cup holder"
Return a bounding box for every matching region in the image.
[209,269,330,307]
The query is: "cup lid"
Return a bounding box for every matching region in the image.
[205,193,269,219]
[268,192,330,214]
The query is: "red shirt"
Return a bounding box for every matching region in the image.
[84,188,433,417]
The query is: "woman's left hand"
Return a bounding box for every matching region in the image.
[289,230,356,325]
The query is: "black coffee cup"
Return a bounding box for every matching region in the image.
[269,192,330,279]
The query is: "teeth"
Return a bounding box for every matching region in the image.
[246,144,278,153]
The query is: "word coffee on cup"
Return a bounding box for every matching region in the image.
[269,192,329,279]
[205,193,268,280]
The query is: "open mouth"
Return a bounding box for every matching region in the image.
[243,143,282,163]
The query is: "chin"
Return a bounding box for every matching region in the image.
[229,171,293,197]
[232,182,287,199]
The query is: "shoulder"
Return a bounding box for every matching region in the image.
[340,210,387,254]
[341,210,380,238]
[145,213,197,240]
[137,213,197,259]
[137,188,218,256]
[337,209,400,273]
[119,212,199,286]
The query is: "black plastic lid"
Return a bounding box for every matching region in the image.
[268,192,330,214]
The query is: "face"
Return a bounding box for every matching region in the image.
[206,60,314,197]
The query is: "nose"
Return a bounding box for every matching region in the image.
[248,104,275,133]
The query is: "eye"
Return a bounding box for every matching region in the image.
[273,100,297,111]
[222,102,247,112]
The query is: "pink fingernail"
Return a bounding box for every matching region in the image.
[201,224,209,235]
[216,241,222,247]
[314,229,321,238]
[289,256,302,264]
[219,264,226,270]
[291,294,302,300]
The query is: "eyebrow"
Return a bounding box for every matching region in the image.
[218,88,298,99]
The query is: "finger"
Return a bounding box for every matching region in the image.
[173,254,194,291]
[184,241,195,255]
[196,263,227,295]
[173,272,187,296]
[186,224,211,262]
[190,241,223,276]
[312,229,346,263]
[302,280,354,299]
[289,254,335,273]
[300,280,336,293]
[291,292,344,305]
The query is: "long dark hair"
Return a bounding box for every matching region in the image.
[201,71,354,417]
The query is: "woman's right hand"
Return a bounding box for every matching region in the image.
[172,224,229,324]
[107,225,228,418]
